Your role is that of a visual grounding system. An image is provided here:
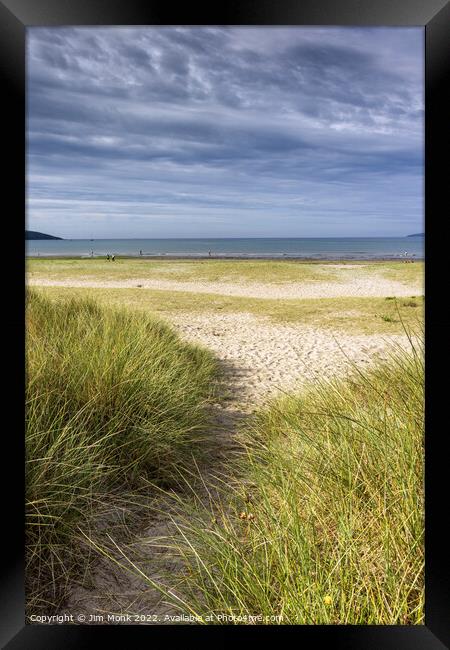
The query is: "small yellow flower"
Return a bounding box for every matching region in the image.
[323,595,332,606]
[247,513,255,521]
[239,511,247,520]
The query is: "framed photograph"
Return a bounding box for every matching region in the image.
[2,0,449,647]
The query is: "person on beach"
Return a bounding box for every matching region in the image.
[111,254,115,261]
[208,249,212,257]
[106,254,110,260]
[139,250,143,256]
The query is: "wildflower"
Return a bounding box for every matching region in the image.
[247,513,255,521]
[323,595,332,606]
[239,512,247,520]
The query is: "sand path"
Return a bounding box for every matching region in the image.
[28,275,421,299]
[60,308,413,624]
[62,403,243,625]
[168,312,410,403]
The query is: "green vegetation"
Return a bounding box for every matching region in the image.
[26,257,424,286]
[166,335,424,624]
[26,290,217,613]
[25,258,425,624]
[34,285,424,335]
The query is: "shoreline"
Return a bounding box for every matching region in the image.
[26,255,424,262]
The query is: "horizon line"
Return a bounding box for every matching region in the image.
[26,235,423,240]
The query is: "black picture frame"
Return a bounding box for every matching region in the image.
[2,0,449,647]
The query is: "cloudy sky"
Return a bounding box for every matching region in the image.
[26,27,424,238]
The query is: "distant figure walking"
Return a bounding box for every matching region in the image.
[91,250,94,258]
[139,250,143,256]
[208,249,212,257]
[111,254,115,261]
[106,253,110,260]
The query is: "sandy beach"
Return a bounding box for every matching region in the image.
[169,312,411,405]
[29,261,422,406]
[28,273,421,300]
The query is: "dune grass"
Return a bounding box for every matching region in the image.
[25,290,217,614]
[165,333,424,624]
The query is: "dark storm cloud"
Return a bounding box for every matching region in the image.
[26,27,423,237]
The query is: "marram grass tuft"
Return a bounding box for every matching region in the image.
[26,289,217,613]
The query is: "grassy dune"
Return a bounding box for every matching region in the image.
[26,290,217,613]
[168,335,424,624]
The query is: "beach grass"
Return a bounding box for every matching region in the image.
[26,257,424,286]
[164,331,424,624]
[25,289,217,614]
[33,285,424,335]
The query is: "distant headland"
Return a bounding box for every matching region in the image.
[25,230,62,240]
[407,233,424,238]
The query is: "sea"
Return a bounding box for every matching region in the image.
[25,237,424,260]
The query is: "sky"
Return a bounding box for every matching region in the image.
[26,27,424,239]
